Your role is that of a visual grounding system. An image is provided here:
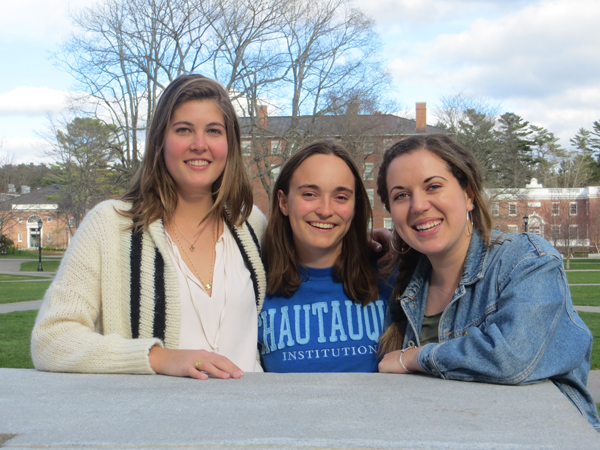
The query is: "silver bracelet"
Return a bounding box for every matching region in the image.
[398,348,412,373]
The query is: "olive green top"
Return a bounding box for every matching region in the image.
[420,311,442,346]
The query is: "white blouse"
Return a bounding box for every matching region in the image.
[166,223,263,372]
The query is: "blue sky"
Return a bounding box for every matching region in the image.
[1,0,600,164]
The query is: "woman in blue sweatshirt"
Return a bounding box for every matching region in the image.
[258,141,391,372]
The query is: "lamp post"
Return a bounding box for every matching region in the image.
[37,219,43,272]
[523,215,529,233]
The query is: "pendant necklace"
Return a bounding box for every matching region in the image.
[171,219,217,292]
[171,220,204,251]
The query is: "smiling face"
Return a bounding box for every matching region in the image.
[278,154,356,268]
[386,148,474,265]
[163,99,228,199]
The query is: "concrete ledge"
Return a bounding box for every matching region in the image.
[1,369,598,449]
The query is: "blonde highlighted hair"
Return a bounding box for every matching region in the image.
[121,74,253,228]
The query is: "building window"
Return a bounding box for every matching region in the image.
[47,233,52,243]
[491,203,499,216]
[366,189,374,207]
[271,166,280,180]
[569,202,577,215]
[383,218,393,230]
[383,138,395,148]
[551,202,559,216]
[241,140,251,156]
[68,217,76,227]
[18,233,22,242]
[363,163,374,180]
[551,225,561,238]
[271,141,282,155]
[569,225,578,240]
[508,203,517,216]
[17,217,23,223]
[47,217,52,223]
[507,225,518,233]
[368,218,373,230]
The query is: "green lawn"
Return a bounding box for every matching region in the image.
[566,271,600,284]
[0,250,58,259]
[20,260,61,272]
[0,274,50,281]
[0,310,36,368]
[580,312,600,370]
[567,263,600,270]
[0,281,52,304]
[570,286,600,307]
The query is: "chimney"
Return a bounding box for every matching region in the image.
[257,106,268,129]
[416,102,427,133]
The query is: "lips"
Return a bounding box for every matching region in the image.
[413,219,442,232]
[309,222,335,229]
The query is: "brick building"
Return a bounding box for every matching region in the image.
[488,179,600,254]
[239,102,448,227]
[0,184,74,250]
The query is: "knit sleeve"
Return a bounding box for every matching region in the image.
[31,201,163,375]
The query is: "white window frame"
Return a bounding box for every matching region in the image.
[47,216,52,223]
[241,140,251,156]
[363,163,374,181]
[507,224,518,233]
[271,166,281,180]
[508,203,517,216]
[383,218,393,230]
[491,202,499,216]
[366,189,374,207]
[47,233,52,243]
[18,233,23,242]
[569,224,579,240]
[383,138,395,148]
[270,140,282,155]
[569,202,577,216]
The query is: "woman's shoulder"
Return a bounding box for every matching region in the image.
[486,231,563,273]
[246,205,267,238]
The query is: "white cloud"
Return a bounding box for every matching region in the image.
[0,137,53,165]
[0,87,70,116]
[0,0,98,43]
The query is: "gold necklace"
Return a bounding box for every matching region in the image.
[171,219,217,292]
[171,220,203,251]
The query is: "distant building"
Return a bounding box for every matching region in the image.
[488,179,600,254]
[0,184,75,249]
[239,102,448,227]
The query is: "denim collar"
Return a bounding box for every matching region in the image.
[401,229,488,302]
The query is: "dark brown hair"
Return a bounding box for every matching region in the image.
[263,141,379,304]
[376,133,492,354]
[121,74,253,228]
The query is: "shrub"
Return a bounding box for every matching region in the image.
[0,235,14,254]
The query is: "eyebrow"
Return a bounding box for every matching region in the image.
[389,175,448,193]
[297,184,354,194]
[171,120,225,128]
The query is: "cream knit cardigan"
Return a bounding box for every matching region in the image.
[31,200,266,374]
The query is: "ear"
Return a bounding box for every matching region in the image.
[466,186,475,211]
[277,190,289,216]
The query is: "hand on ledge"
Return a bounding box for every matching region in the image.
[149,347,244,380]
[379,347,422,374]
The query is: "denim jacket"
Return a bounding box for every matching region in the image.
[393,229,600,430]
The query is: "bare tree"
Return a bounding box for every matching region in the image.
[57,0,212,181]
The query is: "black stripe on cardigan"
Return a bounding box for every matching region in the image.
[245,221,262,259]
[153,248,167,341]
[130,229,143,339]
[226,219,260,305]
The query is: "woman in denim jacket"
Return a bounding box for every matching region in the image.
[376,134,600,430]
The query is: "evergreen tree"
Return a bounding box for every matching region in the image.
[494,113,534,188]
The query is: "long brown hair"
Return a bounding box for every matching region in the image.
[376,133,492,354]
[264,141,379,304]
[121,74,253,228]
